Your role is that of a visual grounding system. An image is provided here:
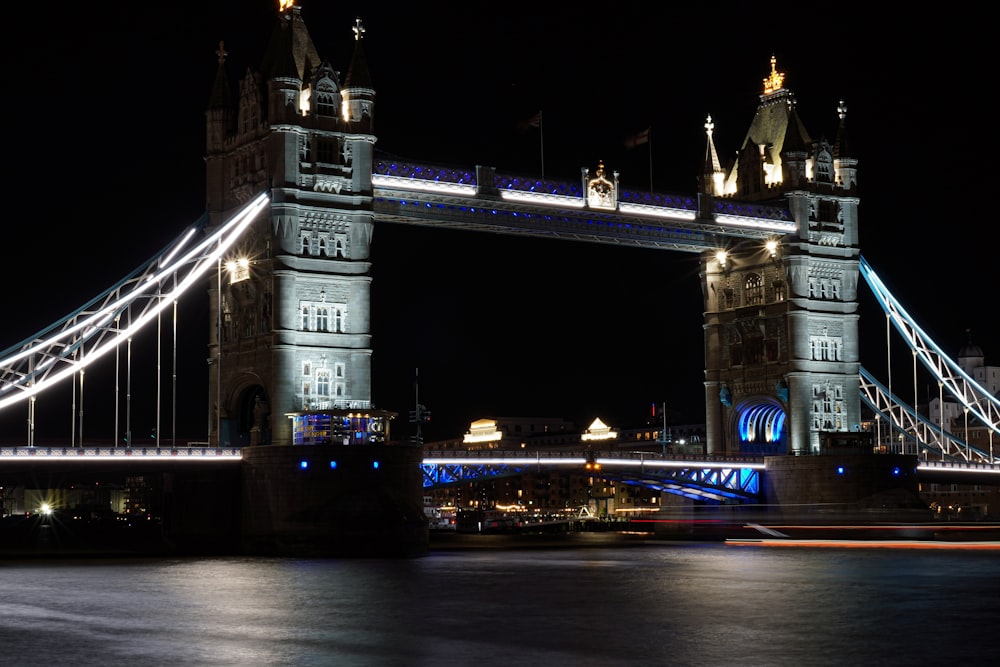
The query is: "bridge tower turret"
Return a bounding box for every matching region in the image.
[203,3,381,447]
[701,56,862,456]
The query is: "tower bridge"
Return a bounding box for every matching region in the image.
[1,3,998,554]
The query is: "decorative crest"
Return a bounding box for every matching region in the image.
[837,100,847,120]
[216,40,227,65]
[704,114,715,136]
[762,55,785,95]
[353,17,366,41]
[587,161,617,210]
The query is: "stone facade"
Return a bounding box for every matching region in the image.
[203,9,376,446]
[701,60,862,455]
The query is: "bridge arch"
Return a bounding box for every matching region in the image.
[732,396,787,455]
[223,376,270,447]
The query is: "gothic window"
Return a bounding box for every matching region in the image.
[335,382,345,398]
[745,273,763,305]
[302,361,311,376]
[335,363,345,379]
[318,237,327,256]
[316,307,329,332]
[315,93,336,117]
[333,306,345,333]
[301,305,310,330]
[316,369,330,397]
[816,151,833,183]
[773,279,786,301]
[300,235,309,254]
[723,287,735,309]
[334,236,347,258]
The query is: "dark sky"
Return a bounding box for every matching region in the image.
[0,2,992,443]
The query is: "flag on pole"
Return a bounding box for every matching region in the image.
[625,126,650,149]
[517,111,542,130]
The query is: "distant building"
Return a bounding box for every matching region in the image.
[922,333,998,519]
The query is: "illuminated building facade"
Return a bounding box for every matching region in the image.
[204,5,378,445]
[700,56,861,455]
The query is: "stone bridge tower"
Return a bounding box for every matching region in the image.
[700,57,861,455]
[204,5,380,446]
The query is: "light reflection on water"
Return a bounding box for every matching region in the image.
[1,543,997,666]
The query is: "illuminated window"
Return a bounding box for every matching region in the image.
[773,279,786,301]
[745,273,763,305]
[317,369,330,397]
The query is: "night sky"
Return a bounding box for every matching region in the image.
[1,2,992,443]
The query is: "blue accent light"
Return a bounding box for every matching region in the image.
[836,466,845,475]
[892,466,901,476]
[330,461,338,469]
[373,461,380,470]
[300,460,309,469]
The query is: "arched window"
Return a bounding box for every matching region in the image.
[316,369,330,398]
[301,305,310,330]
[316,307,329,332]
[333,307,344,333]
[315,93,336,117]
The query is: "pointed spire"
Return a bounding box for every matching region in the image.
[262,1,321,81]
[834,99,852,159]
[207,40,232,109]
[702,114,723,195]
[344,17,373,90]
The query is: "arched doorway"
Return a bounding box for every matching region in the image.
[234,384,270,446]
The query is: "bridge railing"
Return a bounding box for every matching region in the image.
[423,449,765,465]
[0,446,242,458]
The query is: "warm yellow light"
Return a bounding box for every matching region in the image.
[766,240,779,257]
[763,55,785,95]
[278,1,295,12]
[715,250,728,268]
[226,257,251,284]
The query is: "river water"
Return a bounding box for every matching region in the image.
[1,535,997,666]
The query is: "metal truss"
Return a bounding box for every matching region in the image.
[421,452,763,503]
[859,366,989,463]
[860,256,1000,443]
[0,192,270,412]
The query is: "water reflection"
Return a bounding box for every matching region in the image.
[1,544,997,666]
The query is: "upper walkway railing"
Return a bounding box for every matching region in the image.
[371,160,795,253]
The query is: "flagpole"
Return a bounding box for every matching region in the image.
[648,126,653,194]
[539,110,545,180]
